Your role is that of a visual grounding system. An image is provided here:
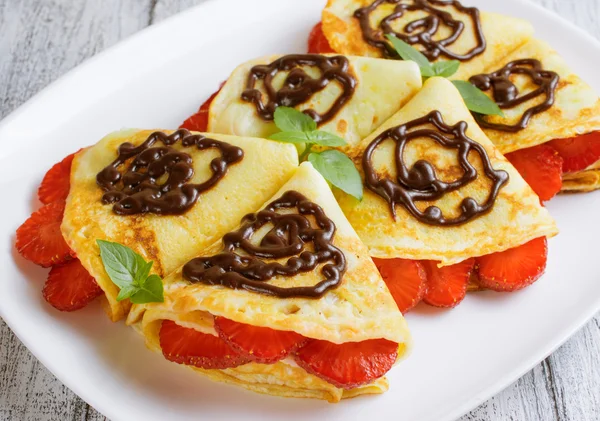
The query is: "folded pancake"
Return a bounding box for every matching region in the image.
[128,162,411,402]
[336,77,558,265]
[321,0,534,79]
[464,38,600,191]
[208,54,422,148]
[61,129,298,321]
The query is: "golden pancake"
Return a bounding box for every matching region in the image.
[128,162,411,401]
[336,77,558,265]
[61,129,298,321]
[208,54,422,148]
[322,0,534,79]
[464,38,600,154]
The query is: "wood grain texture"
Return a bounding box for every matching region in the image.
[0,0,599,420]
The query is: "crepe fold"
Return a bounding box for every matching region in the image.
[321,0,533,79]
[463,39,600,192]
[128,162,411,401]
[61,129,298,321]
[336,77,558,265]
[208,54,422,148]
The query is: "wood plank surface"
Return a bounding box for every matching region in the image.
[0,0,599,420]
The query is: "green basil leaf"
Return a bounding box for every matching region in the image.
[432,60,460,78]
[130,274,164,304]
[116,286,137,302]
[306,130,347,147]
[385,34,434,77]
[268,131,310,144]
[97,240,145,289]
[451,80,505,117]
[273,106,316,132]
[308,151,363,200]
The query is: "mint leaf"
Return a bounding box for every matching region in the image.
[385,34,434,78]
[309,150,363,200]
[306,130,347,147]
[269,131,310,144]
[97,239,164,304]
[432,60,460,78]
[130,274,164,304]
[97,240,144,289]
[273,106,316,132]
[451,80,505,117]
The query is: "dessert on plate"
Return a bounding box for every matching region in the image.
[336,77,558,310]
[127,162,411,402]
[186,54,423,147]
[317,0,534,79]
[16,129,299,321]
[464,39,600,197]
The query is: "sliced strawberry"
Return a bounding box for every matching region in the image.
[548,131,600,173]
[476,237,547,292]
[422,259,475,308]
[214,317,307,364]
[180,83,225,132]
[295,339,397,389]
[15,202,72,267]
[159,320,250,369]
[42,259,102,311]
[506,144,563,202]
[372,258,426,313]
[308,22,335,54]
[38,153,76,204]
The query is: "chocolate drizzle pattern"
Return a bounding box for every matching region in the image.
[182,191,347,298]
[241,54,356,125]
[354,0,486,61]
[469,59,560,132]
[96,130,244,215]
[362,111,509,226]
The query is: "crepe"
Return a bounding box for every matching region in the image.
[465,39,600,154]
[61,129,299,321]
[336,77,558,265]
[321,0,534,79]
[463,38,600,192]
[208,54,422,148]
[128,162,411,402]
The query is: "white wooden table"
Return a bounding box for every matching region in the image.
[1,0,599,419]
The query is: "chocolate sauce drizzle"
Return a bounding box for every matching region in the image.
[241,54,356,125]
[354,0,486,61]
[362,111,509,226]
[469,59,560,132]
[182,191,347,298]
[96,129,244,215]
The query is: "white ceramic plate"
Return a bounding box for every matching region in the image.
[1,0,599,420]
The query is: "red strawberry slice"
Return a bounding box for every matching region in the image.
[548,131,600,173]
[295,339,398,389]
[506,144,563,202]
[214,317,308,364]
[38,153,76,205]
[42,259,103,311]
[476,237,547,292]
[15,202,72,267]
[159,320,250,369]
[373,258,426,313]
[422,259,475,308]
[308,22,335,54]
[180,83,225,132]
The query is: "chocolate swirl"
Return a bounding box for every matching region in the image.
[469,59,560,132]
[241,54,356,125]
[96,129,244,215]
[354,0,486,61]
[182,191,347,298]
[362,111,509,225]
